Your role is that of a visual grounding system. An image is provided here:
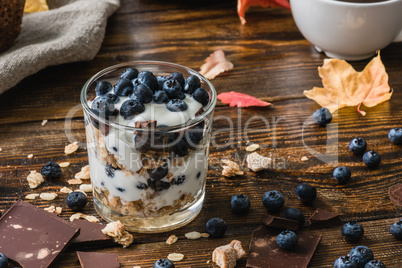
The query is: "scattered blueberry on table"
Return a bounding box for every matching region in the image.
[262,190,284,213]
[65,191,88,211]
[349,138,367,155]
[349,246,374,268]
[295,183,317,203]
[313,107,332,127]
[388,128,402,145]
[364,260,386,268]
[153,258,175,268]
[41,161,61,179]
[0,253,8,268]
[285,207,305,228]
[276,230,298,251]
[333,166,352,185]
[231,194,250,214]
[206,218,227,237]
[334,255,358,268]
[390,219,402,240]
[362,151,381,168]
[341,221,364,242]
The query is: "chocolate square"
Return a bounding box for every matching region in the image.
[261,214,299,231]
[246,225,321,268]
[309,208,342,229]
[77,251,120,268]
[69,219,116,250]
[0,200,80,268]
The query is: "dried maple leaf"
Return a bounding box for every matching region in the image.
[237,0,290,25]
[218,91,272,107]
[24,0,49,13]
[304,53,392,116]
[199,50,234,80]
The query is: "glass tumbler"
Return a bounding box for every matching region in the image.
[80,61,216,233]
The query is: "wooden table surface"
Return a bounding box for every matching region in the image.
[1,0,402,267]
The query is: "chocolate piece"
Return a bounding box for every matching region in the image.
[261,214,299,231]
[389,184,402,206]
[0,200,80,268]
[135,120,157,128]
[246,225,321,268]
[77,251,120,268]
[309,208,342,228]
[69,219,116,250]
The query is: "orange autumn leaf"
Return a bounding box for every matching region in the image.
[199,50,234,80]
[304,53,393,116]
[237,0,290,25]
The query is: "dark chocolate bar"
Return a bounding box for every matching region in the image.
[77,251,120,268]
[261,214,299,231]
[69,219,116,250]
[309,208,342,228]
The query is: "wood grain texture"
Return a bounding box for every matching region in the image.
[0,0,402,267]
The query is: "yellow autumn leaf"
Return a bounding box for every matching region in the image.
[24,0,49,13]
[304,53,393,116]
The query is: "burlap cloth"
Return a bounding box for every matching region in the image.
[0,0,120,94]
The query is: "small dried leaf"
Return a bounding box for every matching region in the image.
[199,50,233,80]
[218,91,271,107]
[237,0,291,24]
[304,53,392,116]
[24,0,49,13]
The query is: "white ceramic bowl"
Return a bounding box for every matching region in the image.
[290,0,402,60]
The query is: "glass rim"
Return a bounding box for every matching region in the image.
[80,60,217,131]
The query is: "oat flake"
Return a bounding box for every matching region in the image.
[166,235,178,245]
[39,193,57,201]
[185,231,201,240]
[65,141,79,155]
[59,162,70,168]
[167,253,184,262]
[246,143,259,152]
[25,193,40,200]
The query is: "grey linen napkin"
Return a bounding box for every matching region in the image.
[0,0,120,94]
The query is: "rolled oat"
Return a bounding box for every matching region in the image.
[246,144,259,152]
[166,235,178,245]
[75,165,90,180]
[59,162,70,168]
[221,160,244,177]
[67,179,83,185]
[185,231,201,240]
[246,152,271,172]
[39,192,57,201]
[60,187,73,194]
[167,253,184,262]
[25,193,39,200]
[102,220,134,248]
[65,141,79,155]
[27,170,44,189]
[79,184,92,193]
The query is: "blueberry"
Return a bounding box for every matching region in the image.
[65,191,88,211]
[153,90,169,104]
[147,178,170,191]
[104,93,120,104]
[136,182,148,190]
[184,74,201,94]
[231,194,250,214]
[185,126,203,149]
[349,138,367,155]
[157,76,168,90]
[192,88,209,106]
[41,161,61,179]
[166,99,188,112]
[313,107,332,126]
[168,72,185,88]
[388,128,402,145]
[390,220,402,240]
[147,163,169,180]
[131,84,153,104]
[116,187,125,192]
[295,183,317,203]
[95,81,112,96]
[333,166,352,184]
[171,175,186,185]
[285,207,305,228]
[132,77,141,88]
[342,221,364,242]
[334,256,359,268]
[114,78,134,96]
[105,163,117,178]
[120,68,139,80]
[349,246,374,268]
[362,151,381,168]
[120,99,145,120]
[138,71,159,92]
[162,79,182,99]
[206,218,227,237]
[364,260,386,268]
[171,138,189,157]
[262,190,284,213]
[0,253,8,268]
[153,258,175,268]
[276,230,297,251]
[91,97,116,119]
